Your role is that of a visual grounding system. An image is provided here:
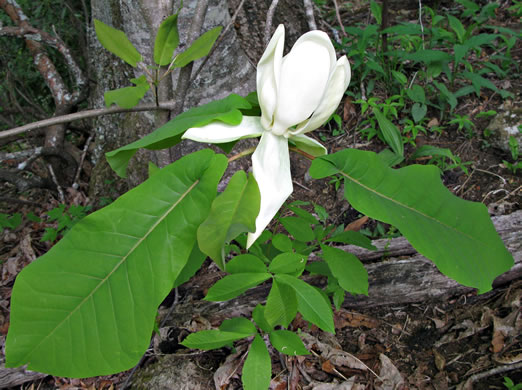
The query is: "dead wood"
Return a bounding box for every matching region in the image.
[166,210,522,327]
[0,364,47,388]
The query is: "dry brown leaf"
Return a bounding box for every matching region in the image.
[377,354,405,390]
[335,310,379,329]
[433,348,446,371]
[427,117,439,128]
[344,216,369,232]
[343,97,356,123]
[321,359,336,374]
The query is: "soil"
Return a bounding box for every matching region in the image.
[0,0,521,389]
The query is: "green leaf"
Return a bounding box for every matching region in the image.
[148,161,160,177]
[252,304,272,333]
[410,145,457,163]
[242,334,271,390]
[204,273,272,301]
[219,317,257,335]
[106,94,252,177]
[94,19,142,67]
[412,103,427,123]
[401,50,452,64]
[198,171,260,269]
[320,245,368,296]
[406,85,426,104]
[265,280,297,328]
[271,234,293,253]
[268,253,307,276]
[286,205,318,224]
[275,274,334,333]
[226,254,267,274]
[326,230,376,251]
[269,330,309,356]
[309,149,514,293]
[448,15,466,43]
[373,108,404,157]
[154,13,179,65]
[391,70,407,85]
[280,217,314,242]
[433,81,458,110]
[104,75,150,109]
[173,26,222,68]
[5,149,227,377]
[172,244,207,288]
[181,330,249,350]
[461,71,499,96]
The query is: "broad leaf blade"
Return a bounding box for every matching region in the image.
[265,280,297,328]
[373,108,404,157]
[5,149,227,377]
[310,149,514,293]
[198,171,260,269]
[242,334,271,390]
[173,26,222,68]
[94,19,142,67]
[104,76,150,109]
[226,254,267,274]
[320,245,368,296]
[204,273,272,302]
[106,94,251,177]
[269,330,309,356]
[275,274,334,333]
[154,13,180,65]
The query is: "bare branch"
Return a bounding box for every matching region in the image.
[302,0,317,30]
[333,0,347,37]
[0,102,177,140]
[264,0,281,45]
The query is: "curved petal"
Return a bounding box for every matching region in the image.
[290,56,351,136]
[271,31,336,135]
[289,134,327,157]
[257,25,285,131]
[182,116,264,143]
[247,132,293,248]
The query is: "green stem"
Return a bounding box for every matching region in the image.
[228,146,256,162]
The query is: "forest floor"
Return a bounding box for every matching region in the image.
[0,0,521,389]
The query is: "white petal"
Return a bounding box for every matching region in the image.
[182,116,264,143]
[247,131,293,248]
[289,134,327,157]
[257,25,285,131]
[271,31,336,135]
[291,56,351,136]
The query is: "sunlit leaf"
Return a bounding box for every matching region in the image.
[94,19,142,66]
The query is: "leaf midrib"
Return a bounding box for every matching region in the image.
[22,179,200,363]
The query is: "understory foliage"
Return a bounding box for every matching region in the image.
[4,2,517,389]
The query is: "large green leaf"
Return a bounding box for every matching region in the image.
[106,93,252,177]
[242,334,271,390]
[94,19,142,67]
[320,245,368,296]
[310,149,514,293]
[275,274,334,333]
[173,26,222,68]
[269,330,309,356]
[204,273,272,302]
[198,171,260,269]
[154,13,180,66]
[5,149,227,377]
[264,280,297,328]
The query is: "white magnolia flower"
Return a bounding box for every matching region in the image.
[183,25,351,247]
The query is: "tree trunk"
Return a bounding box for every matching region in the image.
[87,0,257,200]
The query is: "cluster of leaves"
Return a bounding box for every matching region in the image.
[331,0,519,172]
[502,132,522,174]
[94,9,221,109]
[0,204,91,242]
